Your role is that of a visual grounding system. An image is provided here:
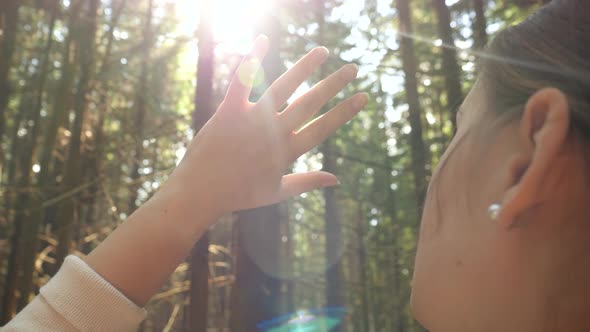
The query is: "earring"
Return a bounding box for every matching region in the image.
[488,203,502,220]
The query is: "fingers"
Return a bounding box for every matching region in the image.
[290,92,368,160]
[224,35,269,104]
[256,47,329,112]
[280,63,358,132]
[277,171,339,201]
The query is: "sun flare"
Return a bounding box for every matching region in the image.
[172,0,275,55]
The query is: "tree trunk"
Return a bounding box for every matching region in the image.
[187,1,215,330]
[315,2,345,327]
[0,0,19,171]
[53,0,99,269]
[10,3,82,303]
[385,165,404,332]
[128,0,153,213]
[279,203,294,314]
[472,0,488,50]
[16,5,58,310]
[356,203,370,332]
[0,80,33,322]
[229,14,284,332]
[37,0,81,183]
[188,236,210,331]
[2,79,30,212]
[395,0,428,208]
[83,0,126,243]
[431,0,463,131]
[229,207,283,331]
[1,5,58,318]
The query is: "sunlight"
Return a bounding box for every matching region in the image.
[172,0,276,55]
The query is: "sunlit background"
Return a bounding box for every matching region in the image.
[0,0,542,330]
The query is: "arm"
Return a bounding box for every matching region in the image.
[86,35,367,306]
[4,36,367,331]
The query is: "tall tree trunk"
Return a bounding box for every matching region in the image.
[53,0,99,269]
[431,0,463,131]
[279,203,294,314]
[315,2,344,327]
[37,0,80,183]
[3,81,30,212]
[229,15,284,332]
[323,139,344,306]
[472,0,488,50]
[356,202,370,332]
[230,207,283,332]
[83,0,126,248]
[395,0,428,208]
[385,165,404,332]
[1,6,57,319]
[12,2,82,301]
[0,0,19,171]
[187,1,215,331]
[16,5,58,310]
[128,0,153,213]
[0,82,32,322]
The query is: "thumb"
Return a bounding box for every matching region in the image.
[278,171,339,200]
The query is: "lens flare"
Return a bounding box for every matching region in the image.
[257,307,346,332]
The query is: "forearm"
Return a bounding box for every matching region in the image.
[85,183,219,306]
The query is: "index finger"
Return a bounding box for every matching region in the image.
[256,47,329,112]
[224,35,269,104]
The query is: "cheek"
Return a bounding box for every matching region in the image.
[418,133,468,240]
[411,134,491,328]
[411,131,517,330]
[412,190,497,330]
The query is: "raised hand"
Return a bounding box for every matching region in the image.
[167,35,367,218]
[82,35,367,308]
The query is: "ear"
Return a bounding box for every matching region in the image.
[497,88,570,228]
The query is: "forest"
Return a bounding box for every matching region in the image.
[0,0,548,331]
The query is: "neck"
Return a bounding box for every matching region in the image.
[536,230,590,332]
[539,266,590,331]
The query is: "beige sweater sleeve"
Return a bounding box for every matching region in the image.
[1,256,146,332]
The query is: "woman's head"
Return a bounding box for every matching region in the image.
[412,1,590,331]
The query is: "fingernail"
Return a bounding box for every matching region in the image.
[324,178,339,187]
[256,34,269,42]
[345,64,359,77]
[353,93,369,108]
[315,46,329,60]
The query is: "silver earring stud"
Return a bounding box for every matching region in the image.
[488,203,502,220]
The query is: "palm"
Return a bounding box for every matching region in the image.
[175,36,367,214]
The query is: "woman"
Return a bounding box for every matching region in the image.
[5,0,590,331]
[412,0,590,331]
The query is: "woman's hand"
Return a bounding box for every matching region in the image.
[85,36,366,306]
[167,35,367,218]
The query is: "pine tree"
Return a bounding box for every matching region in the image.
[395,0,429,210]
[53,0,100,269]
[431,0,463,131]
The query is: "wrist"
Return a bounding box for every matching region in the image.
[86,182,220,306]
[150,176,223,239]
